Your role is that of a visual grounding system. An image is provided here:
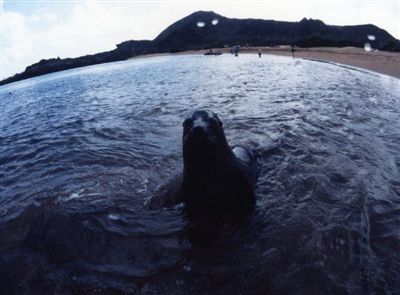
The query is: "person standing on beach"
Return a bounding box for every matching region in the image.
[291,45,295,58]
[258,48,262,58]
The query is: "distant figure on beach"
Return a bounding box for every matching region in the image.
[231,45,240,57]
[291,45,295,58]
[258,48,261,58]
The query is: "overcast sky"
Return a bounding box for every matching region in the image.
[1,0,399,79]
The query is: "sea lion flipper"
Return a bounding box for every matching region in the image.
[146,173,183,210]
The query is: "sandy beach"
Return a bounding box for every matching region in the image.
[259,46,400,79]
[134,47,400,79]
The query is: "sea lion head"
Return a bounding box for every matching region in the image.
[182,110,230,164]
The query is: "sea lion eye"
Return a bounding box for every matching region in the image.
[208,117,222,133]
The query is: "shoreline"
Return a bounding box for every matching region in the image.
[133,47,400,79]
[2,47,399,86]
[261,46,400,79]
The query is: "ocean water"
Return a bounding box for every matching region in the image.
[0,54,399,294]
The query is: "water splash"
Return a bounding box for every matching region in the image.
[378,122,385,134]
[59,189,84,203]
[345,104,353,116]
[196,21,205,28]
[347,129,355,140]
[211,19,219,26]
[108,213,121,220]
[364,43,372,52]
[174,203,185,210]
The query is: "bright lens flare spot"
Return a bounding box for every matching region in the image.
[196,21,205,28]
[211,19,219,25]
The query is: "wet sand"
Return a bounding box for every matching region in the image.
[134,47,400,79]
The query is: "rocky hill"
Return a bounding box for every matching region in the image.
[154,11,398,51]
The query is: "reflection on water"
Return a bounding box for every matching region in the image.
[0,55,399,294]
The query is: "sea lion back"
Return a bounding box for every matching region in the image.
[232,145,258,185]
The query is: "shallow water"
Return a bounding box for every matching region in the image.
[1,55,399,294]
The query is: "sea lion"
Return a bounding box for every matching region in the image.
[147,110,257,223]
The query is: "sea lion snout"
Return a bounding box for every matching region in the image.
[191,125,207,138]
[182,111,225,163]
[183,110,225,149]
[184,111,209,138]
[184,110,209,132]
[183,110,222,134]
[192,117,208,130]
